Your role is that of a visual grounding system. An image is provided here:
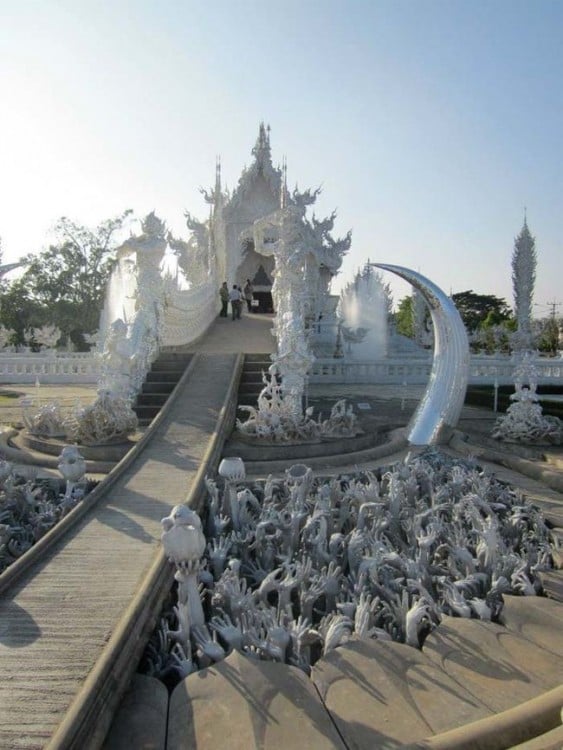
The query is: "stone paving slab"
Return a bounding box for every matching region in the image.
[500,595,563,656]
[311,638,493,748]
[102,674,167,750]
[168,650,346,750]
[421,615,563,713]
[0,353,237,750]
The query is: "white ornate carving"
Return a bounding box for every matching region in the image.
[57,445,87,501]
[237,368,321,442]
[98,319,135,400]
[492,353,562,443]
[66,388,138,445]
[22,401,67,437]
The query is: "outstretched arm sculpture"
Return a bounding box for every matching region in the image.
[373,264,469,445]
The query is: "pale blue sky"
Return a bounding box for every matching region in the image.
[1,0,562,312]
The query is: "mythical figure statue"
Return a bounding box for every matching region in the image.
[99,318,135,399]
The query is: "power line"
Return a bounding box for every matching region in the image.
[534,300,561,319]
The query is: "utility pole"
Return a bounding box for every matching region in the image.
[546,300,561,320]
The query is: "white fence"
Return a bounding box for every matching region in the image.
[1,351,562,387]
[0,353,99,384]
[309,355,563,386]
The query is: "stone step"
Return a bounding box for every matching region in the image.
[237,397,261,409]
[145,370,182,383]
[133,405,160,421]
[421,615,563,714]
[243,361,272,377]
[238,380,264,392]
[135,393,169,408]
[244,353,271,363]
[311,637,493,747]
[150,359,191,372]
[537,570,563,602]
[141,381,176,395]
[243,427,408,475]
[168,650,345,750]
[240,371,267,384]
[223,430,384,462]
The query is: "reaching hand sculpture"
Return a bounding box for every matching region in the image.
[147,450,553,686]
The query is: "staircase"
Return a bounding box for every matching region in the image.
[133,352,193,426]
[236,353,272,410]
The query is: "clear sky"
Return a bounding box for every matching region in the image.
[1,0,562,313]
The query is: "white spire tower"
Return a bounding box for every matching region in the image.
[512,215,537,352]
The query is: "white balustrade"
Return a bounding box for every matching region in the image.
[1,348,561,388]
[309,355,563,386]
[0,353,100,383]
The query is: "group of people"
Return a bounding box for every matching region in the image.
[219,280,254,321]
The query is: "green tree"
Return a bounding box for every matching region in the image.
[394,295,414,338]
[17,211,132,350]
[0,279,45,347]
[452,290,512,332]
[536,317,560,355]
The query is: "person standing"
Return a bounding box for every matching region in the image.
[229,284,242,320]
[219,282,229,317]
[243,279,254,313]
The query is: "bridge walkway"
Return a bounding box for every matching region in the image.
[0,352,240,750]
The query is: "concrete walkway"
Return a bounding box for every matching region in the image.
[0,353,238,750]
[184,312,275,354]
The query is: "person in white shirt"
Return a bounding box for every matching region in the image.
[229,285,242,320]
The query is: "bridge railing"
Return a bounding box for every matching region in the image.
[161,281,218,348]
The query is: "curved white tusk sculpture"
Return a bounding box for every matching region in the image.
[372,264,469,445]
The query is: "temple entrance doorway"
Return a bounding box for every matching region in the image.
[250,265,274,313]
[252,290,274,313]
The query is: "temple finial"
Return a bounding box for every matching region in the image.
[215,155,222,194]
[252,121,272,164]
[280,157,288,208]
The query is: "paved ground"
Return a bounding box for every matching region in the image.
[0,383,98,428]
[184,311,276,353]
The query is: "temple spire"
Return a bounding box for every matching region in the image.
[252,121,272,167]
[512,216,537,352]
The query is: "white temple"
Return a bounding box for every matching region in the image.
[169,123,351,346]
[96,124,353,398]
